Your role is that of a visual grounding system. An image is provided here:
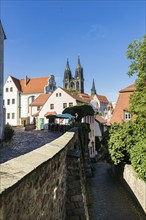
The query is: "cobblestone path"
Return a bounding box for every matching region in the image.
[0,128,62,164]
[88,161,146,220]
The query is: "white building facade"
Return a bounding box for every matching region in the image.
[3,75,56,126]
[30,87,96,159]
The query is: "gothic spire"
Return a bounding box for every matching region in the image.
[63,58,72,82]
[77,55,81,68]
[66,58,70,70]
[91,79,96,96]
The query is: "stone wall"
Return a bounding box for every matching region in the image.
[0,128,89,220]
[123,164,146,213]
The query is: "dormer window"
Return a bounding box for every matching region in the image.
[124,111,131,121]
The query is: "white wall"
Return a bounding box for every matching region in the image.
[3,76,20,126]
[39,88,77,124]
[94,121,102,138]
[21,94,40,118]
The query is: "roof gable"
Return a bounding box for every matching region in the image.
[10,76,22,91]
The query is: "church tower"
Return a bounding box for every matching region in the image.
[75,56,84,93]
[63,58,72,89]
[91,79,96,96]
[63,56,84,93]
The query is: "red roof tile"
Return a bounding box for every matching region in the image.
[110,84,135,124]
[20,76,49,94]
[96,94,109,104]
[44,111,57,117]
[30,94,51,106]
[79,93,93,101]
[119,84,136,93]
[61,88,90,104]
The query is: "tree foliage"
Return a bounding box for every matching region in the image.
[127,34,146,118]
[108,35,146,181]
[63,104,94,122]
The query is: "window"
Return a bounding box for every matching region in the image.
[50,104,54,109]
[37,106,41,111]
[7,113,10,119]
[59,93,61,97]
[124,111,131,121]
[12,113,15,119]
[12,99,15,104]
[56,93,58,97]
[7,99,10,105]
[63,103,67,109]
[10,87,13,92]
[6,88,8,92]
[69,102,73,107]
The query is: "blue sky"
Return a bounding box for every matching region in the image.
[1,0,145,102]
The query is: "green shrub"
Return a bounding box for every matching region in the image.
[3,123,15,142]
[130,139,146,182]
[108,121,137,165]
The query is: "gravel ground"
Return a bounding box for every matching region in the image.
[0,128,62,164]
[88,161,146,220]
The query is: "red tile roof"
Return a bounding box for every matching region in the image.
[119,84,136,93]
[30,94,51,106]
[110,84,135,124]
[44,111,57,117]
[79,93,93,101]
[96,94,109,104]
[20,76,49,94]
[61,88,90,104]
[11,75,49,94]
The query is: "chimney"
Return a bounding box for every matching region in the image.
[25,75,30,86]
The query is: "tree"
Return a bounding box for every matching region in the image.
[107,35,146,181]
[126,34,146,119]
[62,104,94,122]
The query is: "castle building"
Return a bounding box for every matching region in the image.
[63,56,84,93]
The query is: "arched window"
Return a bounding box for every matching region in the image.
[70,82,75,89]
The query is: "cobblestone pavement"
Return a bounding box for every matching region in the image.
[0,128,62,164]
[88,161,146,220]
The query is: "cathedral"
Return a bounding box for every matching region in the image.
[63,56,84,93]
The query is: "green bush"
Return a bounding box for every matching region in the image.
[130,139,146,182]
[107,120,146,182]
[3,123,15,142]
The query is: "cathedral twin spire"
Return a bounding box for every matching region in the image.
[63,56,96,95]
[63,56,84,93]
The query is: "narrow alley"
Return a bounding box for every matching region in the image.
[88,161,146,220]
